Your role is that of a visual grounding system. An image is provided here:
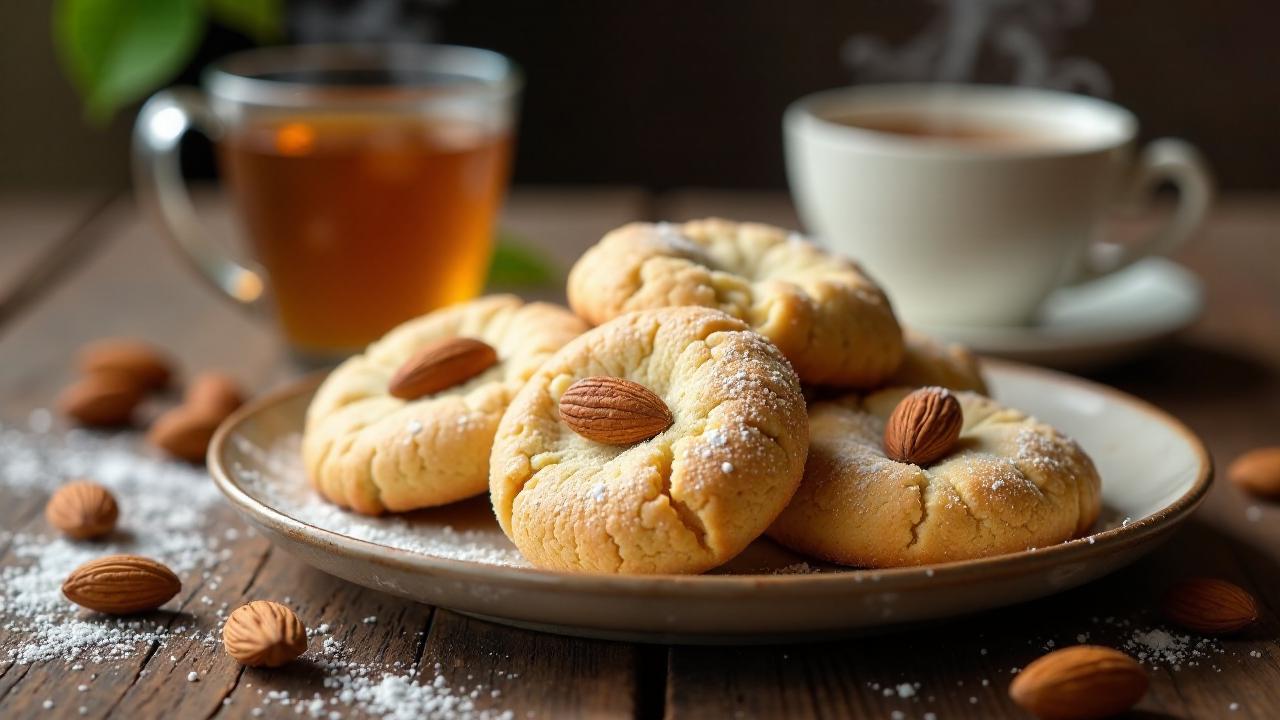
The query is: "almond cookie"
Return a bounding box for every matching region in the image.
[304,295,588,515]
[566,218,904,387]
[769,389,1100,567]
[490,306,809,574]
[885,330,988,394]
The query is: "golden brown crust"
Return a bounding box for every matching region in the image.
[489,307,810,574]
[768,389,1101,567]
[566,219,904,387]
[885,330,989,394]
[303,295,589,515]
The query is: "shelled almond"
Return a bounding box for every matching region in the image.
[186,371,244,418]
[77,338,173,391]
[1162,577,1258,634]
[56,373,144,427]
[1227,447,1280,498]
[62,554,181,614]
[1009,645,1148,720]
[883,386,962,465]
[45,480,118,540]
[223,600,308,667]
[388,337,498,400]
[559,376,673,445]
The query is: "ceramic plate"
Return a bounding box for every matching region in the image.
[917,258,1204,370]
[209,360,1210,644]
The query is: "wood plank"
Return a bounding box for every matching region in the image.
[0,192,114,327]
[656,190,1280,719]
[0,187,649,719]
[418,611,642,718]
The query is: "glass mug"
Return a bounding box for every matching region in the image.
[134,44,520,360]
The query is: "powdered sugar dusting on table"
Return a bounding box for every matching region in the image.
[0,423,513,718]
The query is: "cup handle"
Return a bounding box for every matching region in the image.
[1076,138,1214,283]
[132,88,265,307]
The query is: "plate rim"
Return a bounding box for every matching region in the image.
[208,358,1212,596]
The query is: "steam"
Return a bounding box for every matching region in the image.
[842,0,1111,96]
[292,0,451,43]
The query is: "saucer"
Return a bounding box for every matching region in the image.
[915,258,1203,370]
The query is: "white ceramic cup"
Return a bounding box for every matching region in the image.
[784,84,1213,327]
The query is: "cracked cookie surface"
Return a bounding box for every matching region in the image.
[768,389,1101,567]
[303,295,588,515]
[489,307,809,574]
[566,218,904,387]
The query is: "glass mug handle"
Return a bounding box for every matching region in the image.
[132,89,265,307]
[1077,138,1214,282]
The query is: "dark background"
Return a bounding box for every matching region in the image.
[3,0,1278,190]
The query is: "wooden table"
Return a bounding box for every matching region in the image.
[1,188,1278,719]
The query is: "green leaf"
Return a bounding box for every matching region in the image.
[207,0,283,43]
[53,0,205,124]
[486,233,559,288]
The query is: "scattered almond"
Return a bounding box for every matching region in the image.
[223,600,309,667]
[1009,645,1148,720]
[1227,446,1280,499]
[56,373,144,427]
[388,337,498,400]
[147,406,221,463]
[45,480,118,540]
[186,371,245,419]
[1162,577,1258,634]
[78,338,173,391]
[559,376,673,445]
[883,386,963,465]
[62,554,181,614]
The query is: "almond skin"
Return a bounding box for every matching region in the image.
[186,371,245,419]
[1162,577,1258,634]
[78,338,173,391]
[883,387,963,465]
[559,376,673,445]
[62,555,181,614]
[388,337,498,400]
[148,406,221,463]
[1227,447,1280,499]
[57,373,144,427]
[223,600,308,668]
[1009,645,1148,720]
[45,480,118,540]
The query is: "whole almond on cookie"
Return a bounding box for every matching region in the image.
[883,387,963,465]
[388,337,498,400]
[1009,645,1148,720]
[1162,577,1258,634]
[223,600,308,667]
[148,406,220,463]
[78,338,173,391]
[559,376,673,445]
[186,371,244,419]
[62,555,181,614]
[57,373,144,426]
[45,480,118,540]
[1227,447,1280,498]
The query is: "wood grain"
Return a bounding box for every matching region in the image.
[0,192,113,326]
[2,189,1279,719]
[0,188,647,719]
[654,190,1280,720]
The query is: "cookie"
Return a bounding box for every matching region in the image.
[566,218,904,387]
[768,389,1101,567]
[303,295,589,515]
[489,306,810,574]
[885,330,988,394]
